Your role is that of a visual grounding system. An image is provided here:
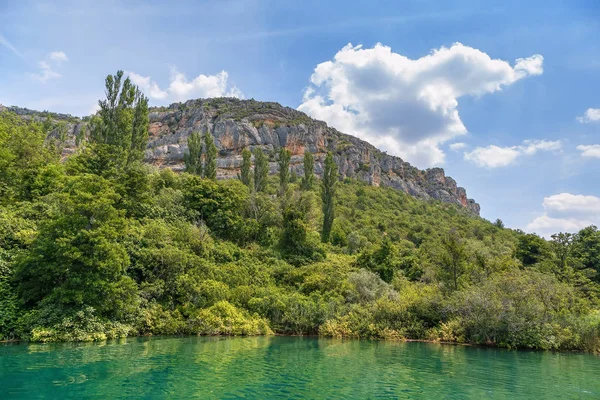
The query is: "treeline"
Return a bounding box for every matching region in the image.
[0,72,599,351]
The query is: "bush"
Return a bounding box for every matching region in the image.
[26,307,134,342]
[187,301,272,336]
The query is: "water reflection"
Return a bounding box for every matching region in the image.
[1,337,599,399]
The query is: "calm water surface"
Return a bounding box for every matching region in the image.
[1,336,599,399]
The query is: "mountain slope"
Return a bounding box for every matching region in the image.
[7,98,480,214]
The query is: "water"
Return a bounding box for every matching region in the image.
[1,336,599,399]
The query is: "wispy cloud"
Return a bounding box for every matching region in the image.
[0,33,27,62]
[218,9,500,42]
[30,51,69,83]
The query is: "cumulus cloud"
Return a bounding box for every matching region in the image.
[449,142,467,151]
[464,140,561,168]
[527,193,600,238]
[577,108,600,123]
[298,42,543,168]
[577,144,600,158]
[127,69,243,103]
[31,51,68,82]
[48,51,68,62]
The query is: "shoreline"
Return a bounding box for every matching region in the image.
[1,334,595,355]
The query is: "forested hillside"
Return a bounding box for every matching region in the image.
[1,72,599,351]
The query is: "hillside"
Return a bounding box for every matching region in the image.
[0,76,599,351]
[18,98,480,214]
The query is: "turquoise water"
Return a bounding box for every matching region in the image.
[1,336,599,399]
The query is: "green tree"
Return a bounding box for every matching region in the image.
[184,131,203,176]
[321,152,337,242]
[439,230,468,291]
[183,176,247,241]
[515,233,552,267]
[551,232,574,272]
[253,148,269,193]
[204,132,218,180]
[0,112,60,203]
[278,205,324,266]
[14,175,138,319]
[278,148,291,197]
[240,148,252,187]
[89,70,149,170]
[572,226,600,282]
[301,151,314,191]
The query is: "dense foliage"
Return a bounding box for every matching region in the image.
[1,77,599,352]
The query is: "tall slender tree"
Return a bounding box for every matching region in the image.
[184,131,203,176]
[204,132,218,180]
[301,151,314,191]
[240,148,252,187]
[253,148,268,192]
[278,148,291,197]
[90,70,148,169]
[321,152,337,242]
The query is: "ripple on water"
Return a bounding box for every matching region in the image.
[1,337,600,399]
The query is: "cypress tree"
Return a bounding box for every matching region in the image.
[253,148,268,192]
[301,151,314,190]
[240,148,252,187]
[278,148,291,197]
[204,131,217,180]
[184,131,203,176]
[321,152,337,243]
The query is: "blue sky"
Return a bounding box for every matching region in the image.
[1,0,599,236]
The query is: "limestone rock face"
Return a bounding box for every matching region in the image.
[30,98,480,214]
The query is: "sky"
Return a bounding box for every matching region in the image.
[1,0,599,237]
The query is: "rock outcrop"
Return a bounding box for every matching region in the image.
[5,98,480,215]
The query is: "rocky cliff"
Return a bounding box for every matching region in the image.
[4,99,480,215]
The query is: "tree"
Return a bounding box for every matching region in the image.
[356,237,399,283]
[301,151,314,190]
[89,70,149,169]
[515,233,552,267]
[204,131,218,180]
[493,218,505,229]
[253,148,269,192]
[321,152,337,242]
[439,229,467,291]
[551,232,574,272]
[240,148,252,187]
[14,175,138,319]
[278,204,324,266]
[278,148,291,197]
[572,226,600,282]
[184,131,203,176]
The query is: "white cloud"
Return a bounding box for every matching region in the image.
[526,193,600,237]
[127,69,243,103]
[449,142,467,151]
[577,108,600,123]
[577,144,600,158]
[48,51,68,62]
[298,42,543,168]
[464,140,561,168]
[31,51,68,82]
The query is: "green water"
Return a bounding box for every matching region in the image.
[1,336,599,399]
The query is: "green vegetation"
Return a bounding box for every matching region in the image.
[301,151,314,191]
[203,132,217,181]
[253,148,268,193]
[184,131,203,176]
[278,148,291,197]
[0,74,599,352]
[240,148,252,188]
